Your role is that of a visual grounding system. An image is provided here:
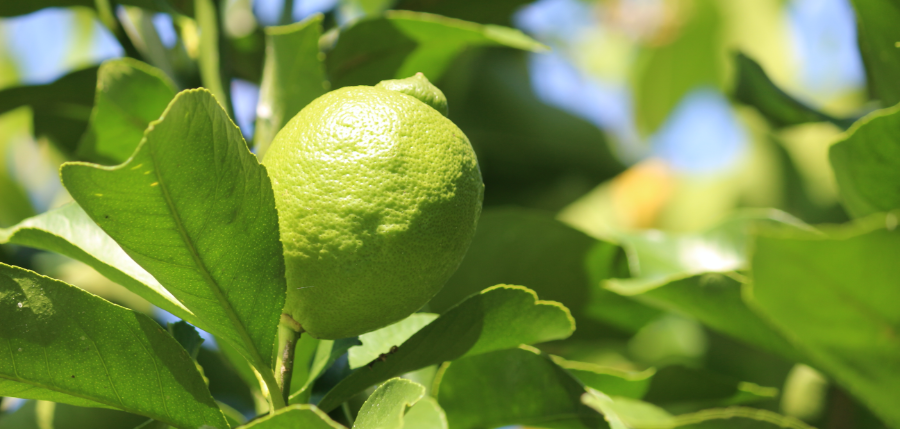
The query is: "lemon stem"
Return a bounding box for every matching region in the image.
[275,314,303,407]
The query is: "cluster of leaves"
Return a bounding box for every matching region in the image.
[1,0,900,429]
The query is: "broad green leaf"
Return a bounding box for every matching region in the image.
[582,390,813,429]
[195,0,231,114]
[239,404,344,428]
[0,400,147,429]
[168,321,204,360]
[60,89,286,393]
[551,356,655,400]
[253,15,329,157]
[402,397,447,429]
[0,203,195,324]
[0,263,229,429]
[633,0,724,136]
[289,337,360,404]
[829,104,900,218]
[850,0,900,106]
[393,0,531,25]
[326,10,546,88]
[348,313,438,370]
[316,285,574,412]
[609,274,801,363]
[642,366,777,409]
[353,378,425,429]
[733,52,854,130]
[430,208,659,333]
[77,58,177,165]
[749,216,900,428]
[0,66,97,154]
[436,346,602,429]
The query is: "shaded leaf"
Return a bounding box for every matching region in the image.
[195,0,231,114]
[850,0,900,106]
[77,58,177,165]
[348,313,438,370]
[326,10,546,88]
[60,89,286,395]
[0,107,36,227]
[582,390,813,429]
[551,356,655,400]
[254,15,329,157]
[436,346,602,429]
[429,208,659,334]
[642,366,777,410]
[0,263,228,429]
[168,321,204,360]
[829,104,900,218]
[0,203,195,324]
[749,216,900,428]
[353,378,425,429]
[238,404,344,428]
[289,337,360,404]
[0,66,98,155]
[0,400,148,429]
[393,0,532,26]
[733,52,855,130]
[316,285,574,412]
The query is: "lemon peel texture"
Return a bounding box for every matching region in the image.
[263,74,483,339]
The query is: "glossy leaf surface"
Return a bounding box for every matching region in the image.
[0,263,228,429]
[61,89,286,384]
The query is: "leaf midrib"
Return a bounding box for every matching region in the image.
[147,138,269,374]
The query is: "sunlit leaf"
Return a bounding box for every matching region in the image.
[348,313,438,370]
[238,404,343,428]
[326,10,546,88]
[60,89,286,396]
[0,263,229,429]
[830,104,900,218]
[77,58,177,165]
[353,378,425,429]
[316,285,574,412]
[253,15,328,157]
[749,215,900,428]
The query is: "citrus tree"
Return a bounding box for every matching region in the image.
[1,1,899,429]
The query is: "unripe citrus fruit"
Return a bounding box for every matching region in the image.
[263,73,484,339]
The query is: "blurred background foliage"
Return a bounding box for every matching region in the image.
[0,0,893,428]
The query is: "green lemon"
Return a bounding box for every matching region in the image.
[263,73,484,339]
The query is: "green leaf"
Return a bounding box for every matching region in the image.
[0,0,193,17]
[238,404,344,428]
[392,0,532,25]
[59,89,286,396]
[850,0,900,106]
[429,208,659,334]
[632,0,724,136]
[316,285,574,412]
[0,66,97,155]
[326,10,546,88]
[348,313,438,370]
[288,337,360,403]
[436,346,602,429]
[353,378,425,429]
[582,390,813,429]
[77,58,177,165]
[551,356,655,400]
[253,14,329,157]
[749,216,900,428]
[0,107,36,227]
[733,52,855,130]
[0,399,148,429]
[0,263,229,429]
[168,321,204,360]
[402,397,447,429]
[829,104,900,218]
[0,203,196,325]
[642,366,777,409]
[195,0,231,115]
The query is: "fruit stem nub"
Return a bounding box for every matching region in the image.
[275,313,304,407]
